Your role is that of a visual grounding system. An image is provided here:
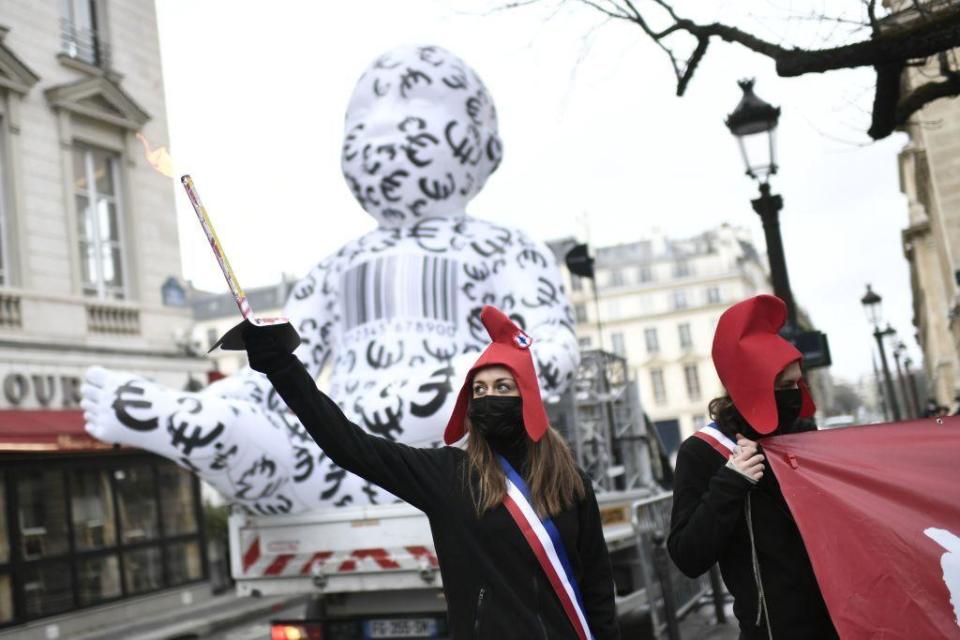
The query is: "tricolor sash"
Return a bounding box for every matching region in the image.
[692,423,737,460]
[497,455,592,640]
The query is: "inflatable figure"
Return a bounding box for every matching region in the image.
[81,45,580,514]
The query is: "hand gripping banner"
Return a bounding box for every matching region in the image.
[763,418,960,639]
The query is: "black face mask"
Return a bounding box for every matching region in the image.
[468,396,525,446]
[775,388,803,433]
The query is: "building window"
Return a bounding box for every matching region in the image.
[673,290,688,310]
[158,464,198,536]
[578,336,592,348]
[684,364,702,401]
[644,327,660,354]
[74,145,126,299]
[2,457,204,624]
[673,260,692,278]
[206,327,219,350]
[61,0,108,67]
[638,265,653,283]
[166,540,203,586]
[574,303,589,324]
[678,323,693,350]
[124,546,163,595]
[606,299,621,320]
[77,554,121,605]
[17,470,69,560]
[608,269,625,287]
[692,414,706,429]
[70,469,116,551]
[611,332,625,356]
[0,122,7,287]
[707,286,721,304]
[651,368,667,405]
[21,562,73,618]
[115,464,159,543]
[0,574,11,624]
[570,274,583,291]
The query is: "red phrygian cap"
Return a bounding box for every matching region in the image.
[711,295,816,434]
[444,305,549,445]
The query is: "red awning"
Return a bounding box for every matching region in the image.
[0,409,114,452]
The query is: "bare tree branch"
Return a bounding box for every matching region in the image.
[503,0,960,140]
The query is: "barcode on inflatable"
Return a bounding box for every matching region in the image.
[341,255,459,329]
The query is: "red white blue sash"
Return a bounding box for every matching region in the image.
[497,455,592,640]
[693,423,737,460]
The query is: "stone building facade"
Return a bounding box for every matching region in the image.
[0,1,210,636]
[898,49,960,406]
[553,225,773,451]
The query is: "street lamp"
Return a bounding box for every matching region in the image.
[892,340,915,418]
[903,354,922,419]
[860,284,902,421]
[726,79,796,332]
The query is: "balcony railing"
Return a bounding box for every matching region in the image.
[60,19,111,68]
[86,302,140,335]
[0,292,22,328]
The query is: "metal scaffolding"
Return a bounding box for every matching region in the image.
[546,349,655,491]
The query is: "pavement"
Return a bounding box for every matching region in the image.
[676,600,740,640]
[73,592,309,640]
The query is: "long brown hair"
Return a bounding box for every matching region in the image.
[463,423,585,518]
[708,394,749,437]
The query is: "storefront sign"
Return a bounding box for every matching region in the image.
[1,372,83,409]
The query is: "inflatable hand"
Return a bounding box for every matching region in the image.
[82,366,339,514]
[925,527,960,627]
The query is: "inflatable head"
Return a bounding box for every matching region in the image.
[341,45,503,228]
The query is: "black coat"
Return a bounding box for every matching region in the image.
[265,356,620,639]
[667,430,838,640]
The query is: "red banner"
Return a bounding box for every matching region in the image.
[764,418,960,639]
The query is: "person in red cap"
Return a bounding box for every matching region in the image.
[667,295,838,639]
[242,305,619,639]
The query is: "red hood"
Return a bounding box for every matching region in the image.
[443,305,548,444]
[711,295,816,434]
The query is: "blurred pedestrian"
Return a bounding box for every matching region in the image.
[668,295,838,640]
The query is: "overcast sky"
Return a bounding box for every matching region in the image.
[154,0,918,383]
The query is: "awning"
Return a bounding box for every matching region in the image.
[0,409,114,452]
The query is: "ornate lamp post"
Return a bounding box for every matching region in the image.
[726,79,797,333]
[861,284,902,421]
[903,354,922,419]
[892,340,914,418]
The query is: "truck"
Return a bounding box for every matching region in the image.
[226,351,698,639]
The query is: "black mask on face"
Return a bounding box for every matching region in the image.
[775,388,803,433]
[468,396,525,448]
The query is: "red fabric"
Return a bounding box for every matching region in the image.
[711,295,815,434]
[444,305,548,444]
[763,419,960,639]
[0,409,111,452]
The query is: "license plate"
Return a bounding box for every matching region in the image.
[365,617,438,638]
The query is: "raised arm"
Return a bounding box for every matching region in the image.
[82,257,344,515]
[246,331,456,514]
[204,257,339,408]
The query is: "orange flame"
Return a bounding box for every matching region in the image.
[136,133,174,178]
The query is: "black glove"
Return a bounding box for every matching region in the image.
[242,321,300,375]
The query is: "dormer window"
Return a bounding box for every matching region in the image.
[61,0,109,68]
